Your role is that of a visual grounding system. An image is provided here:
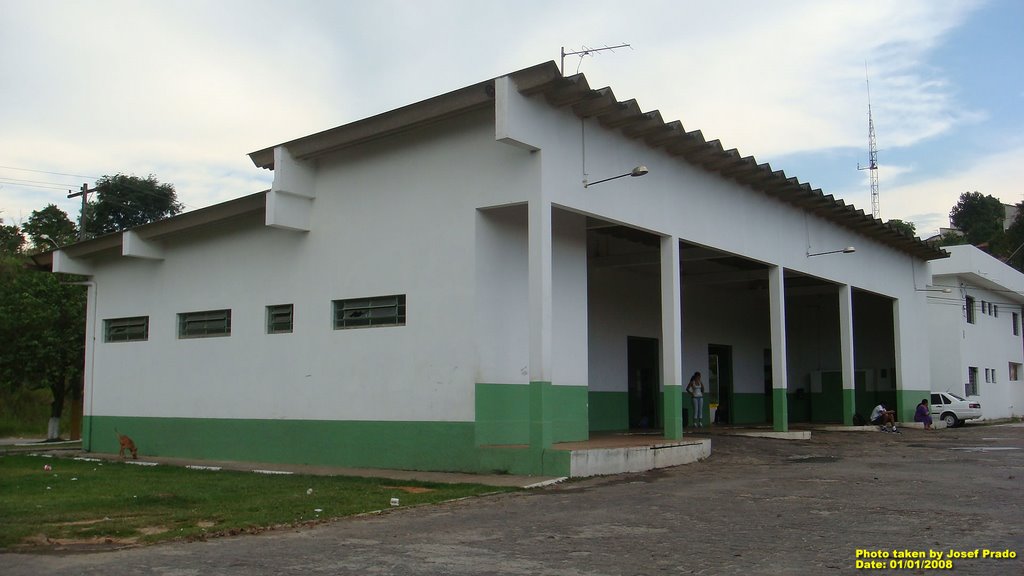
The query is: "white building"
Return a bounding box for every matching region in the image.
[928,245,1024,419]
[40,62,948,476]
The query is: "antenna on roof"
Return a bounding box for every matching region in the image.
[856,62,880,219]
[560,43,631,76]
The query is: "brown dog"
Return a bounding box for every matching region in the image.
[115,429,138,459]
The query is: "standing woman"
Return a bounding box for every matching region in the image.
[686,371,705,429]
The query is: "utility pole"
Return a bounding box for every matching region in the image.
[68,183,96,241]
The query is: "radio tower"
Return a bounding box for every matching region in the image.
[858,68,880,219]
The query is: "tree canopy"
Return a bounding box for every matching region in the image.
[949,191,1005,247]
[885,219,917,238]
[85,174,183,236]
[23,204,78,251]
[0,219,25,255]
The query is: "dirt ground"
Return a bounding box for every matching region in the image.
[3,423,1022,575]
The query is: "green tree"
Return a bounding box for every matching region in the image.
[22,205,78,251]
[0,218,25,255]
[949,191,1005,248]
[0,256,86,439]
[886,219,917,238]
[84,174,183,236]
[1003,201,1024,272]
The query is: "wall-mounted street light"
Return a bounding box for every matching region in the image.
[39,234,60,250]
[917,285,953,294]
[584,165,648,188]
[806,246,856,257]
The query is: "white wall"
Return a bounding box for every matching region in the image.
[496,83,934,395]
[929,274,1024,418]
[588,267,660,393]
[89,109,543,423]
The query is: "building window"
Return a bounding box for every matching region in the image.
[266,304,294,334]
[966,367,979,396]
[178,309,231,339]
[1014,313,1020,336]
[993,304,999,317]
[333,294,406,329]
[985,368,991,383]
[965,296,975,324]
[1010,363,1021,381]
[104,316,149,342]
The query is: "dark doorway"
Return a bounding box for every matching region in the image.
[764,348,773,423]
[708,344,733,424]
[627,337,660,430]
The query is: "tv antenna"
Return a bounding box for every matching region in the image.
[561,43,631,76]
[857,64,880,219]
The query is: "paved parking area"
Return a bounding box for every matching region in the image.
[3,423,1022,575]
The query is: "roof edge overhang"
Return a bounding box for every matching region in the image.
[256,60,945,261]
[31,191,268,270]
[248,62,564,169]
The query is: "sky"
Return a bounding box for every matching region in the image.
[1,0,1021,240]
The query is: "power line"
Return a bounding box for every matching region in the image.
[0,178,75,191]
[0,164,100,180]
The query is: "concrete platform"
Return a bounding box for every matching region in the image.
[553,435,711,477]
[722,430,811,440]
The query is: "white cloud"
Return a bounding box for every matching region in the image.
[560,0,982,158]
[0,0,996,233]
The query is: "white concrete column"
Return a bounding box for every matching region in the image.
[528,198,553,449]
[768,266,789,431]
[660,236,683,438]
[528,198,553,382]
[892,298,906,420]
[839,284,856,425]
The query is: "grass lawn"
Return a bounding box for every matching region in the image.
[0,454,511,550]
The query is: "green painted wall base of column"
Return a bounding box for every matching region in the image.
[530,380,554,449]
[896,389,930,423]
[663,386,683,439]
[772,388,788,432]
[475,383,588,446]
[842,388,856,425]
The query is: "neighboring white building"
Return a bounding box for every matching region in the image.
[928,245,1024,419]
[39,62,948,476]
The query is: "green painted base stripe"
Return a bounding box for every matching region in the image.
[588,391,627,431]
[772,388,788,432]
[663,386,683,439]
[530,381,553,449]
[476,383,588,447]
[842,388,856,426]
[732,393,768,424]
[896,389,930,422]
[475,383,530,445]
[86,415,480,473]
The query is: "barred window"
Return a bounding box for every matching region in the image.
[333,294,406,329]
[267,304,294,334]
[966,367,979,396]
[104,316,149,342]
[178,309,231,338]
